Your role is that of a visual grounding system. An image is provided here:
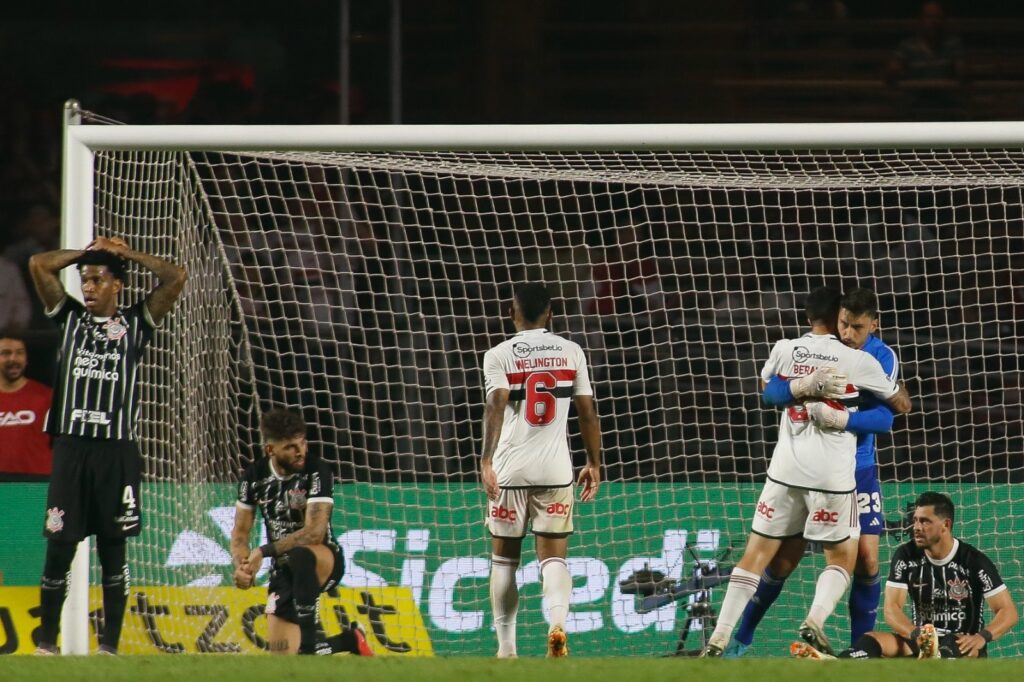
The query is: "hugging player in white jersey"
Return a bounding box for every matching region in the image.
[480,282,602,659]
[704,287,912,658]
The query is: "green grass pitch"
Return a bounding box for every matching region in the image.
[3,656,1024,682]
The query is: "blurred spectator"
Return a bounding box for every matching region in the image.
[584,224,671,337]
[0,255,32,332]
[0,333,53,480]
[886,1,967,117]
[4,202,60,277]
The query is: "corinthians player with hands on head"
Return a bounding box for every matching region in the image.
[28,235,186,655]
[481,282,602,658]
[231,408,373,656]
[703,286,912,658]
[797,491,1018,660]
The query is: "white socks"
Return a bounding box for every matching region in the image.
[708,566,760,647]
[490,554,520,657]
[807,564,851,628]
[540,557,571,632]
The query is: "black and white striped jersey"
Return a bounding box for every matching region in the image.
[45,296,155,441]
[236,457,335,545]
[887,538,1007,635]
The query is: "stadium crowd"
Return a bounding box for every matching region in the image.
[1,1,1022,486]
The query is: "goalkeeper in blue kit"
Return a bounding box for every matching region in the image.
[726,288,901,656]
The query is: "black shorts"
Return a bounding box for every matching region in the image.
[265,542,345,624]
[43,435,142,543]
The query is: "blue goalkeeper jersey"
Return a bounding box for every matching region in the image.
[855,334,900,470]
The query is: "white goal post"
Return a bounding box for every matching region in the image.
[58,100,1023,657]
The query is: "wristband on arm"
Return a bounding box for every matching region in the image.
[259,543,278,559]
[845,404,895,435]
[981,628,994,643]
[907,628,922,657]
[762,375,795,406]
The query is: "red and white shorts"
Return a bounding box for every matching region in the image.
[751,479,858,543]
[485,486,574,538]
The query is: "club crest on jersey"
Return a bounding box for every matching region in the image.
[104,318,128,341]
[287,487,307,510]
[947,576,970,601]
[45,507,65,533]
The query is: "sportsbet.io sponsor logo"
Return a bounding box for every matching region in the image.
[512,342,532,358]
[791,346,839,364]
[512,342,562,359]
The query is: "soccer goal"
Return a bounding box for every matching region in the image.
[51,101,1022,657]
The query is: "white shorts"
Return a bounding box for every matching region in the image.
[751,479,858,543]
[485,486,575,538]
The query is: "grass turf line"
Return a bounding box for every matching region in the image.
[3,657,1024,682]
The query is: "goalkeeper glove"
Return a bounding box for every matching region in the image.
[790,367,848,400]
[806,401,850,430]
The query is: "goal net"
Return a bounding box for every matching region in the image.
[65,114,1023,657]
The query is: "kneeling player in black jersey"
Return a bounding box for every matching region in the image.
[793,491,1017,660]
[231,408,373,656]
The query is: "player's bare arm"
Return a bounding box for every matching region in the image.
[27,249,85,311]
[245,501,332,576]
[573,394,602,502]
[881,584,916,638]
[885,383,912,415]
[480,387,509,501]
[90,237,187,324]
[957,588,1018,656]
[230,505,257,589]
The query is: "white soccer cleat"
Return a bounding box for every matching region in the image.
[917,623,942,659]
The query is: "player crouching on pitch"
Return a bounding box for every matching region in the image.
[793,492,1017,660]
[231,408,373,656]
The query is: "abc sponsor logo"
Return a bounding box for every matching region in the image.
[811,509,840,525]
[545,502,571,517]
[490,505,517,522]
[756,501,775,520]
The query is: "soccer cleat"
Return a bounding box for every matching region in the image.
[791,641,836,660]
[917,623,941,659]
[700,643,724,658]
[546,626,568,658]
[798,620,835,657]
[723,640,750,658]
[351,621,375,657]
[96,645,118,656]
[34,645,58,656]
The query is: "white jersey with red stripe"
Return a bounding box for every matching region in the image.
[483,328,593,488]
[760,332,900,493]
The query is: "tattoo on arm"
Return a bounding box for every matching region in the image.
[125,249,186,325]
[270,503,331,555]
[28,249,82,311]
[230,507,255,567]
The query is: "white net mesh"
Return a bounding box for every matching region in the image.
[87,132,1023,656]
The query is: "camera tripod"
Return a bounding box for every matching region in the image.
[620,544,734,656]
